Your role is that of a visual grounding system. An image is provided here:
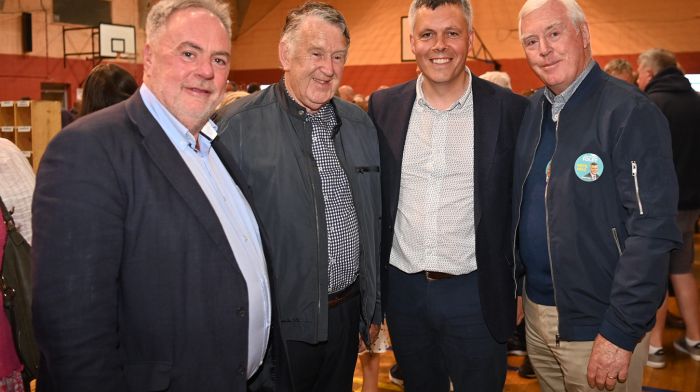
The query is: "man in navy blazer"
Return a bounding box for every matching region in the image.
[368,1,527,390]
[31,1,288,391]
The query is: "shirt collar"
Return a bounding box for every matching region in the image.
[544,60,595,121]
[139,84,217,155]
[415,67,472,111]
[281,78,340,135]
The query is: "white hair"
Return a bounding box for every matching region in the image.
[146,0,231,43]
[518,0,586,36]
[480,71,512,90]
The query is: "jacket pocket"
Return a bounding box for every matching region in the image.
[355,166,380,173]
[124,361,172,391]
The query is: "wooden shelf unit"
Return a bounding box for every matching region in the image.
[0,100,61,171]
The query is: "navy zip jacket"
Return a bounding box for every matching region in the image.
[512,64,682,351]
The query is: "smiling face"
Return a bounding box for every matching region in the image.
[590,163,598,175]
[279,16,348,112]
[520,0,590,95]
[143,7,230,132]
[411,3,472,93]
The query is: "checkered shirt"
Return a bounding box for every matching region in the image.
[307,103,360,294]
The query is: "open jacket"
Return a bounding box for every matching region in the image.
[215,82,382,345]
[512,64,682,351]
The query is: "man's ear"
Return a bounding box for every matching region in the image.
[279,42,291,71]
[410,33,416,57]
[580,22,591,49]
[143,43,153,72]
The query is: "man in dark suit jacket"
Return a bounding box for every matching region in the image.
[368,1,527,391]
[31,1,288,391]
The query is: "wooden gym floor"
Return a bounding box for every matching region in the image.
[352,234,700,392]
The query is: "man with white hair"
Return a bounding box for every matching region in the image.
[513,0,681,390]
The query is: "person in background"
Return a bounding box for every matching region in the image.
[369,0,528,390]
[338,85,355,102]
[216,2,381,391]
[357,322,390,392]
[0,139,34,245]
[637,48,700,369]
[246,83,261,94]
[603,58,637,85]
[514,1,680,390]
[480,71,512,90]
[78,63,138,117]
[0,138,35,392]
[353,93,368,111]
[216,91,250,111]
[31,0,289,390]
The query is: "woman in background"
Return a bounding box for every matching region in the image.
[79,63,137,117]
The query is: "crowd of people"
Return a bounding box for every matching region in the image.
[1,0,698,391]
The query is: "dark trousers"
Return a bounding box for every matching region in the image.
[285,294,360,392]
[386,265,506,392]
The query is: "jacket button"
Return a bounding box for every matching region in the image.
[237,307,247,317]
[238,364,246,375]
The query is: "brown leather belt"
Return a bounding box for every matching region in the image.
[423,271,457,281]
[328,281,360,308]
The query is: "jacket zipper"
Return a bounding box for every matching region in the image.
[307,126,323,337]
[611,228,622,256]
[512,101,545,299]
[631,161,644,215]
[545,114,561,346]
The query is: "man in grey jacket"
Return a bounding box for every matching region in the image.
[215,2,381,391]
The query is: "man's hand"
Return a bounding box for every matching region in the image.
[359,323,382,353]
[587,334,633,390]
[516,296,524,325]
[369,323,381,345]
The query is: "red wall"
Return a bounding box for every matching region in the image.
[0,53,143,107]
[231,51,700,97]
[2,51,699,102]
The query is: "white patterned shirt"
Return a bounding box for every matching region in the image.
[0,138,35,245]
[389,70,477,275]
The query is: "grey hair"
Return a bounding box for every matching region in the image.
[280,2,350,49]
[603,58,634,75]
[408,0,473,32]
[638,48,677,75]
[480,71,512,90]
[146,0,232,43]
[518,0,586,36]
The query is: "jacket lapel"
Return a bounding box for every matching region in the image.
[387,81,417,218]
[124,93,237,263]
[472,77,501,227]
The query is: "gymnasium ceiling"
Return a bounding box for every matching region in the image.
[228,0,700,58]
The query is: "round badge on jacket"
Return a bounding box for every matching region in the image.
[574,153,604,182]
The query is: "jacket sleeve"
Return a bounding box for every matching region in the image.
[32,128,127,390]
[598,99,682,351]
